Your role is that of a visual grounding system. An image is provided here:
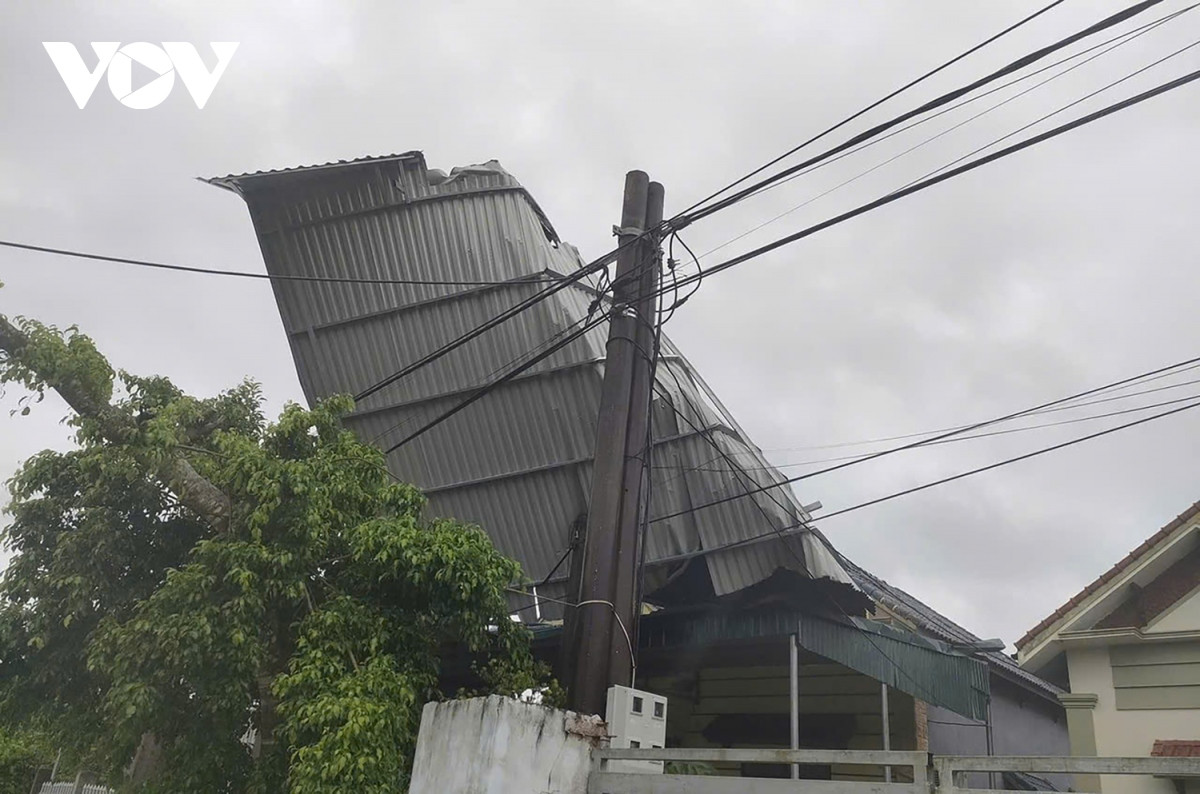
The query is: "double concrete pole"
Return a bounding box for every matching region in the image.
[568,171,665,717]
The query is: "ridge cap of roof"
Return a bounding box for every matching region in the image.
[1016,498,1200,652]
[202,151,427,191]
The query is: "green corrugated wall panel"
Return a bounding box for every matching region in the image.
[797,613,989,721]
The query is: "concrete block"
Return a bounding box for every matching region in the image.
[409,695,607,794]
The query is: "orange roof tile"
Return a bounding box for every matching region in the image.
[1016,499,1200,650]
[1152,740,1200,757]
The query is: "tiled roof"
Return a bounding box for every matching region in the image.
[1152,740,1200,757]
[1016,499,1200,651]
[836,550,1064,701]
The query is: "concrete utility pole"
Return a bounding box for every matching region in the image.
[568,170,664,716]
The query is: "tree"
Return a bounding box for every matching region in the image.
[0,309,553,792]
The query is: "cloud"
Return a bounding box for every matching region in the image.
[3,0,1200,649]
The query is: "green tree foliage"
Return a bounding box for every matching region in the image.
[0,314,552,792]
[0,725,54,793]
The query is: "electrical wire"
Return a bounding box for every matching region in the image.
[656,368,1200,485]
[891,33,1200,195]
[676,0,1070,221]
[751,367,1200,455]
[684,0,1165,225]
[381,311,610,454]
[669,393,1200,567]
[366,311,602,446]
[0,239,558,288]
[666,390,1200,475]
[695,395,1200,552]
[651,360,947,704]
[505,587,636,687]
[650,352,1200,524]
[695,2,1197,236]
[637,63,1200,305]
[348,1,1092,404]
[691,5,1195,265]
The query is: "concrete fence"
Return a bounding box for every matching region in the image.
[591,749,1200,794]
[590,749,929,794]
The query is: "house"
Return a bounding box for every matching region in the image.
[1017,500,1200,794]
[207,152,1069,782]
[845,557,1071,791]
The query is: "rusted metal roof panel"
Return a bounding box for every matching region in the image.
[209,153,854,615]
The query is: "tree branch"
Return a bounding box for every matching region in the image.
[0,315,232,534]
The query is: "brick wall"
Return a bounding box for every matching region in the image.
[1096,546,1200,629]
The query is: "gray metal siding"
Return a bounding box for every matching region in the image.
[209,154,853,618]
[928,675,1071,791]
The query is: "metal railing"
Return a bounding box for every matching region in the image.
[933,755,1200,794]
[590,750,1200,794]
[590,748,930,794]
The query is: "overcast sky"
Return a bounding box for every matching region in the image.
[3,1,1200,652]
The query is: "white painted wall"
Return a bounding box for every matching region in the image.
[408,695,606,794]
[1067,646,1200,794]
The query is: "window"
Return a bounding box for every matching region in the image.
[653,701,665,719]
[632,696,644,714]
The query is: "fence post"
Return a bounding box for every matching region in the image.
[911,752,930,794]
[26,766,51,794]
[931,756,951,794]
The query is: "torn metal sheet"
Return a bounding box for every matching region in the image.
[207,153,855,616]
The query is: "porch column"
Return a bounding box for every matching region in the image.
[881,682,892,782]
[1059,692,1101,793]
[790,634,800,780]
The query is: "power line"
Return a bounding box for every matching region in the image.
[641,63,1200,304]
[661,368,1200,479]
[676,0,1070,220]
[652,359,947,704]
[684,0,1165,225]
[351,256,614,402]
[754,367,1200,454]
[697,1,1196,234]
[332,4,1177,412]
[381,311,610,454]
[803,396,1200,526]
[650,352,1200,524]
[349,2,1088,404]
[674,395,1200,556]
[691,5,1194,265]
[664,390,1200,475]
[0,239,556,288]
[378,251,651,454]
[891,32,1200,194]
[367,310,603,446]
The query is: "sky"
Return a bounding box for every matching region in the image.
[3,1,1200,652]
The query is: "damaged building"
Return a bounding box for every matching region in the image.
[206,152,1068,782]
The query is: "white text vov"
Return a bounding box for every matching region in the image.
[43,42,239,109]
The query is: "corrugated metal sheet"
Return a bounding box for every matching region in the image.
[207,153,853,619]
[838,555,1065,701]
[796,613,991,721]
[634,606,989,720]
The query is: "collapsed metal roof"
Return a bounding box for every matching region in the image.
[839,556,1064,702]
[204,152,855,615]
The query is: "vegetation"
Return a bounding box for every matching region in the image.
[0,309,553,792]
